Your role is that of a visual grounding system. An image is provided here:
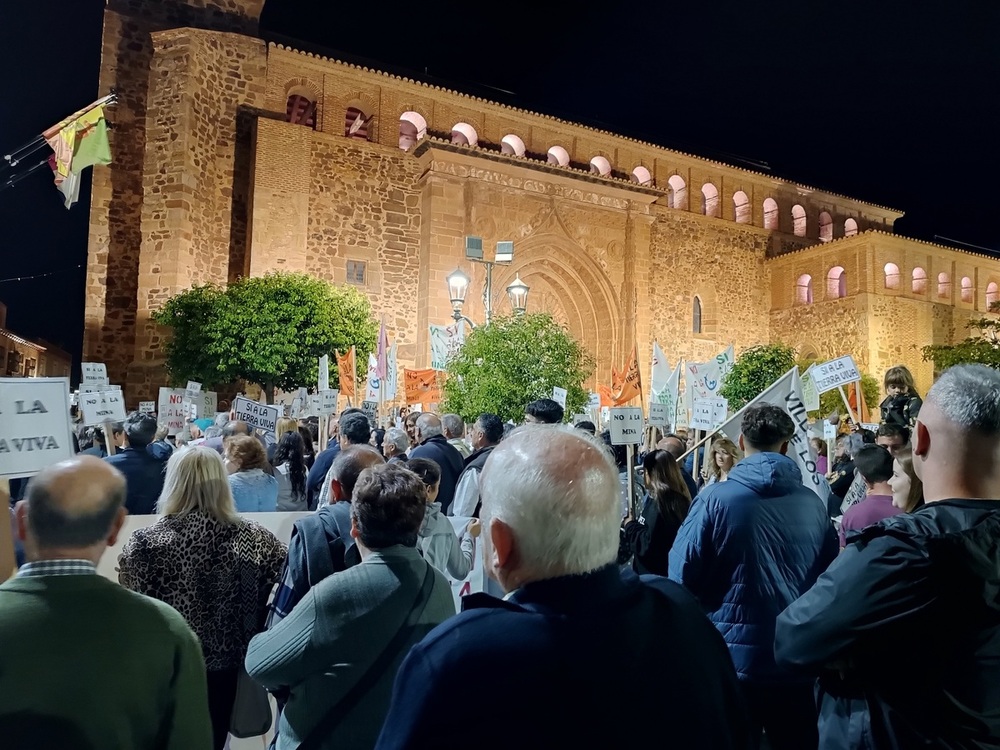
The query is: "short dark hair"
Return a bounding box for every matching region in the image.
[339,412,372,445]
[477,413,504,444]
[860,429,876,445]
[124,412,157,449]
[351,463,427,549]
[854,444,893,484]
[330,444,384,500]
[525,398,564,424]
[574,420,596,435]
[741,404,794,451]
[876,423,909,444]
[27,480,124,548]
[407,457,441,488]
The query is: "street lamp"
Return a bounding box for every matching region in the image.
[506,275,530,315]
[445,237,530,326]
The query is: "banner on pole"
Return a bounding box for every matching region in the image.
[430,323,465,371]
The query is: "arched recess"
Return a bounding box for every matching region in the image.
[961,276,974,303]
[398,111,427,150]
[701,183,720,217]
[733,190,751,224]
[667,175,687,210]
[547,145,570,167]
[791,204,807,237]
[763,197,779,229]
[796,274,813,305]
[344,105,372,140]
[631,166,652,185]
[451,122,478,146]
[827,266,846,298]
[987,281,999,310]
[884,263,901,290]
[937,272,951,298]
[501,134,526,156]
[285,83,319,128]
[690,285,718,336]
[844,218,859,237]
[912,267,928,294]
[819,211,833,242]
[590,155,612,177]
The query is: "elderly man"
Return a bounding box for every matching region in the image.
[0,456,211,749]
[408,414,464,514]
[247,464,455,749]
[382,427,410,464]
[317,413,373,507]
[450,413,504,518]
[441,413,472,459]
[201,419,251,455]
[376,426,747,749]
[104,411,168,515]
[305,408,368,508]
[776,364,1000,749]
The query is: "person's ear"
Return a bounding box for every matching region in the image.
[350,516,360,540]
[106,506,127,547]
[329,478,344,502]
[779,440,790,456]
[914,419,930,458]
[489,518,515,573]
[738,434,745,453]
[14,500,29,542]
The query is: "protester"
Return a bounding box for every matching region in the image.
[272,431,309,511]
[376,426,748,749]
[224,435,278,512]
[704,436,742,485]
[827,432,862,504]
[776,364,1000,749]
[1,456,212,749]
[105,412,168,515]
[879,364,922,430]
[202,420,252,455]
[382,427,409,464]
[267,417,300,463]
[888,447,923,512]
[441,413,472,458]
[810,437,828,475]
[450,412,503,518]
[118,446,285,749]
[408,457,478,580]
[297,423,316,470]
[408,414,464,514]
[80,422,124,458]
[669,403,838,750]
[247,463,454,750]
[574,419,596,435]
[657,433,700,499]
[523,397,564,424]
[837,445,899,549]
[621,449,691,576]
[314,410,371,508]
[403,411,420,448]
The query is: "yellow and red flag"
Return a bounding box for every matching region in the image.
[404,368,441,406]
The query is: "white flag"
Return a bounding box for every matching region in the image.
[384,342,398,401]
[684,345,735,418]
[429,323,465,371]
[366,353,380,402]
[650,341,670,395]
[716,367,824,499]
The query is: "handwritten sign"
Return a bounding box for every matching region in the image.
[811,355,861,394]
[80,384,121,394]
[233,396,280,435]
[551,386,567,409]
[185,380,202,401]
[139,401,155,414]
[81,362,109,386]
[157,388,218,435]
[362,400,378,424]
[609,407,643,445]
[0,377,75,478]
[648,401,672,428]
[823,422,837,441]
[320,389,339,415]
[308,394,322,417]
[801,365,821,411]
[691,397,728,431]
[80,389,127,427]
[318,355,330,392]
[587,392,601,410]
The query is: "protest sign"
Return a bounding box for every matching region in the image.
[318,355,330,392]
[430,323,465,371]
[648,401,672,428]
[362,400,378,423]
[157,388,218,435]
[185,381,202,401]
[801,365,821,411]
[691,397,728,431]
[811,355,862,394]
[81,362,109,386]
[587,392,601,410]
[823,422,837,441]
[609,407,643,445]
[80,384,121,394]
[551,386,567,409]
[320,389,339,415]
[80,389,127,427]
[0,377,75,478]
[684,346,734,416]
[139,401,155,414]
[233,396,280,435]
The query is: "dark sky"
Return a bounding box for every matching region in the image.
[1,0,997,371]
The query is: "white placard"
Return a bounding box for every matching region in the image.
[587,392,601,410]
[810,355,862,394]
[139,401,155,414]
[308,394,322,417]
[157,388,218,435]
[801,365,821,411]
[81,362,109,386]
[80,384,121,393]
[823,422,837,441]
[80,389,127,427]
[233,396,280,435]
[320,389,339,415]
[185,401,199,420]
[362,400,378,423]
[185,380,202,401]
[318,355,330,392]
[551,386,567,409]
[691,397,728,431]
[609,406,643,445]
[0,377,75,478]
[648,401,672,428]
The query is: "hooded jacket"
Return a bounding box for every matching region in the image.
[775,500,1000,750]
[668,451,838,682]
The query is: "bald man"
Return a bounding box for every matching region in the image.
[377,426,748,749]
[409,414,464,514]
[0,456,211,749]
[776,364,1000,749]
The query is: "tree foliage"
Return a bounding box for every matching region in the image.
[922,317,1000,371]
[442,313,594,423]
[719,343,797,411]
[153,272,378,402]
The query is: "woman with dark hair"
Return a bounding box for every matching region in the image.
[621,449,692,576]
[297,423,316,470]
[273,430,309,511]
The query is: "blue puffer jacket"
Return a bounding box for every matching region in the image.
[668,451,838,683]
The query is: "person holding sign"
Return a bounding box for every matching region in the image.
[104,413,169,516]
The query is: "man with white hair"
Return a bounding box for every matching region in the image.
[376,426,748,749]
[408,414,464,514]
[382,427,410,464]
[776,364,1000,749]
[441,413,472,459]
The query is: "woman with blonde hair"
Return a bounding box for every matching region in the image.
[118,446,287,749]
[888,447,924,514]
[705,437,742,486]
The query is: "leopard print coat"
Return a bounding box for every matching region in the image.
[118,512,287,670]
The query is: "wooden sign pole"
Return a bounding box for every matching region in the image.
[0,479,16,583]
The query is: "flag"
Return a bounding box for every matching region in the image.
[376,319,389,379]
[383,342,398,401]
[715,367,825,499]
[71,107,112,172]
[43,99,113,208]
[613,346,642,405]
[429,323,464,371]
[404,368,441,405]
[598,384,615,407]
[846,381,872,424]
[336,348,356,399]
[684,345,735,418]
[650,341,670,395]
[47,155,80,208]
[366,354,380,402]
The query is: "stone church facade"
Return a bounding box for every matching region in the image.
[85,0,1000,405]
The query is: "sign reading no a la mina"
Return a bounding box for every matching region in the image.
[0,377,75,479]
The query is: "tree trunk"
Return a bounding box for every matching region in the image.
[264,382,274,404]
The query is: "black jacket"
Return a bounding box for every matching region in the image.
[409,435,464,514]
[104,447,167,515]
[775,500,1000,750]
[622,492,683,577]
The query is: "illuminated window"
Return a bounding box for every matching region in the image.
[701,183,720,217]
[884,263,901,290]
[912,267,927,294]
[844,218,859,237]
[819,212,833,242]
[285,94,316,129]
[763,198,779,230]
[791,204,807,237]
[733,191,751,224]
[796,274,813,305]
[693,296,702,333]
[668,175,687,210]
[961,276,974,303]
[827,267,846,298]
[937,272,951,298]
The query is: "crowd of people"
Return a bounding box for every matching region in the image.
[1,362,999,750]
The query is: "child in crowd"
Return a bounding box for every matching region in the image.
[407,458,479,580]
[838,445,900,548]
[880,365,922,430]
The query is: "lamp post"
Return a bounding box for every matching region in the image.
[445,237,530,327]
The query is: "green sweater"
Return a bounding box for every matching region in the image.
[0,573,213,750]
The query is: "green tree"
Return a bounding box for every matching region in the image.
[442,313,594,423]
[922,316,1000,371]
[719,343,797,411]
[815,372,881,420]
[153,272,378,402]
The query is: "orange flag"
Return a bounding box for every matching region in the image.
[613,346,642,405]
[336,348,356,399]
[598,384,615,407]
[846,381,872,424]
[404,368,441,406]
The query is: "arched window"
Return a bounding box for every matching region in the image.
[763,197,779,230]
[988,282,999,309]
[819,211,833,242]
[631,165,652,186]
[286,93,316,128]
[791,204,807,237]
[884,263,901,290]
[796,274,814,305]
[912,267,928,294]
[701,183,720,217]
[590,156,612,177]
[451,122,478,147]
[733,190,751,224]
[961,276,974,303]
[667,175,687,210]
[501,134,525,157]
[345,107,371,139]
[937,272,951,298]
[693,296,703,334]
[844,218,859,237]
[547,145,570,167]
[827,266,846,298]
[398,111,427,150]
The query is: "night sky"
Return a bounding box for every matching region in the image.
[1,0,997,372]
